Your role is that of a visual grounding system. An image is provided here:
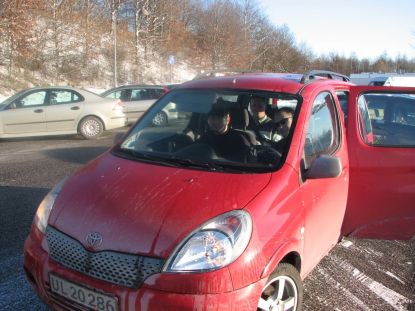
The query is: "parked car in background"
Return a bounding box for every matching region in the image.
[368,76,415,87]
[0,86,126,139]
[101,85,177,126]
[23,71,415,310]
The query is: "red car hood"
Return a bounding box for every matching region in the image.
[49,153,271,258]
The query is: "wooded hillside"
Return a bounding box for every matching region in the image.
[1,0,414,92]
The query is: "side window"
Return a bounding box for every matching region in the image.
[359,93,415,146]
[153,88,164,98]
[141,89,152,100]
[131,89,145,101]
[105,90,129,101]
[304,92,340,168]
[105,91,119,99]
[12,91,47,108]
[336,91,349,121]
[131,89,155,100]
[357,95,373,144]
[50,90,82,105]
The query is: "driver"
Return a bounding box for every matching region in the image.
[199,100,251,162]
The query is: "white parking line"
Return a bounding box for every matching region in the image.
[316,266,371,311]
[332,256,411,311]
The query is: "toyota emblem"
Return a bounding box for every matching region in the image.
[86,232,103,248]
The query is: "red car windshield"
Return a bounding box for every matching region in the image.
[116,89,299,173]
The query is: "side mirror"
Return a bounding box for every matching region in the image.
[305,155,342,179]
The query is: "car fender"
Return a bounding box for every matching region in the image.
[261,237,303,279]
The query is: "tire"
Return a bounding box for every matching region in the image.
[257,263,303,311]
[152,111,168,126]
[79,116,104,140]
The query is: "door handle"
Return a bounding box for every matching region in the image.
[34,109,43,113]
[70,106,80,110]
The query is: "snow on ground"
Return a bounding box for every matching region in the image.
[84,87,107,94]
[0,94,9,103]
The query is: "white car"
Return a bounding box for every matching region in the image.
[101,85,178,125]
[0,86,126,139]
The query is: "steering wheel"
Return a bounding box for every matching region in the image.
[247,145,282,164]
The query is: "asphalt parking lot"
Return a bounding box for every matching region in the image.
[0,128,413,311]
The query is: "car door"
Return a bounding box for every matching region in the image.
[44,89,84,132]
[342,85,415,240]
[0,90,47,134]
[300,90,349,274]
[127,88,157,122]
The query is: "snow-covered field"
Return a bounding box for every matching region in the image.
[0,94,9,103]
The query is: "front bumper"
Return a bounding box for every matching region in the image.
[24,227,266,311]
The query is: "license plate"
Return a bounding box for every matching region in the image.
[49,274,118,311]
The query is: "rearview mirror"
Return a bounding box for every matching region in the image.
[305,155,342,179]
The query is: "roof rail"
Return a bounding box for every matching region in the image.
[300,70,350,84]
[193,69,254,80]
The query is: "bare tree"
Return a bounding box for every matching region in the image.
[110,0,122,86]
[195,0,242,69]
[40,0,67,81]
[0,0,36,78]
[2,0,415,89]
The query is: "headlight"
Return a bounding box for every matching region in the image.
[34,179,66,233]
[164,210,252,272]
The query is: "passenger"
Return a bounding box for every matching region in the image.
[274,107,294,139]
[248,95,275,140]
[395,109,407,124]
[199,101,251,162]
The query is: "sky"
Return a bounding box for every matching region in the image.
[258,0,415,60]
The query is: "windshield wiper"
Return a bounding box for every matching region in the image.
[114,148,181,167]
[160,156,255,173]
[114,148,243,172]
[162,157,227,171]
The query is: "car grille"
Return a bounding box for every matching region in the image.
[46,226,164,288]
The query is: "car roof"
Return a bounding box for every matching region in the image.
[181,73,302,94]
[180,71,351,94]
[105,84,164,90]
[8,86,100,98]
[21,86,85,91]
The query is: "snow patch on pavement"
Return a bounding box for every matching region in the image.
[385,271,405,285]
[0,94,9,102]
[340,239,354,248]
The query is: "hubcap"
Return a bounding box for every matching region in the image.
[83,119,100,137]
[257,276,298,311]
[153,112,166,125]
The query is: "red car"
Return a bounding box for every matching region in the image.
[24,71,415,311]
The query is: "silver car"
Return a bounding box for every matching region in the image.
[0,86,126,139]
[101,85,178,125]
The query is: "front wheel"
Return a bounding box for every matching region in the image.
[257,263,303,311]
[79,116,104,139]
